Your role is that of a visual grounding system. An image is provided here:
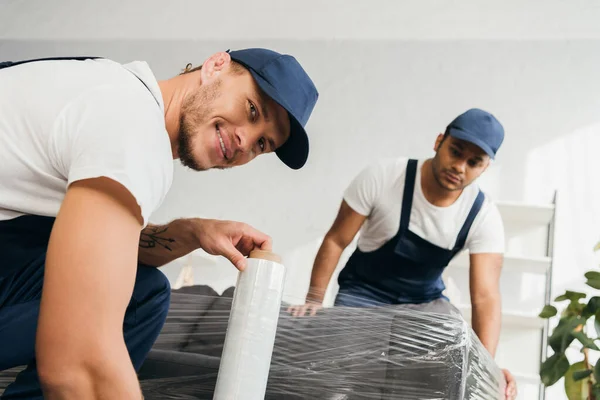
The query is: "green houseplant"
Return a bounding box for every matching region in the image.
[539,244,600,399]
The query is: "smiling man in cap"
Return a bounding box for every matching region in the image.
[0,48,317,399]
[289,108,517,399]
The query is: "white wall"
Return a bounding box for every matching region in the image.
[3,2,600,399]
[2,0,600,40]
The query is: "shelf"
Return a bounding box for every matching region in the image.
[449,252,551,274]
[457,305,545,329]
[513,372,541,385]
[496,202,555,227]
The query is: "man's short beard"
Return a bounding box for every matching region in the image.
[178,115,204,171]
[176,81,221,172]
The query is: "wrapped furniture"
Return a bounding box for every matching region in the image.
[138,285,505,400]
[0,285,504,399]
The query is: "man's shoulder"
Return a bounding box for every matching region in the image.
[466,187,503,228]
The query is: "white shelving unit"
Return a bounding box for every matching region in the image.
[445,193,557,400]
[450,252,552,275]
[457,304,546,329]
[496,202,555,227]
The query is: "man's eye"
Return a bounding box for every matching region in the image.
[259,138,265,152]
[250,102,257,120]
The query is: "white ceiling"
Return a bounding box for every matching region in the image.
[1,0,599,41]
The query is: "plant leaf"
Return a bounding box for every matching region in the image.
[541,353,571,387]
[586,279,600,290]
[585,272,600,290]
[583,297,600,318]
[586,271,600,280]
[573,369,593,381]
[549,317,581,353]
[555,291,587,302]
[594,384,600,398]
[573,331,600,350]
[595,312,600,337]
[566,362,591,400]
[595,361,600,384]
[539,305,558,319]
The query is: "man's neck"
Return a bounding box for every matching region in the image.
[158,73,198,160]
[420,159,463,207]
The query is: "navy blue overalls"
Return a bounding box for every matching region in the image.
[336,159,484,307]
[0,57,171,399]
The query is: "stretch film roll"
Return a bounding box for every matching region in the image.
[213,250,286,400]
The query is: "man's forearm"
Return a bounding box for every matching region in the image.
[471,296,502,357]
[307,237,345,303]
[138,219,200,267]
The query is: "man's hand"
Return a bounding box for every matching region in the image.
[138,218,271,269]
[502,369,517,400]
[287,302,323,317]
[192,219,272,271]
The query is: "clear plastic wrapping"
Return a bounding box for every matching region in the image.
[0,285,505,399]
[137,285,505,399]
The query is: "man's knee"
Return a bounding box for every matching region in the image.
[147,267,171,312]
[134,266,171,318]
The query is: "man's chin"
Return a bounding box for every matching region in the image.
[178,157,206,172]
[435,178,463,192]
[438,179,462,191]
[180,154,237,171]
[445,183,465,192]
[212,165,231,171]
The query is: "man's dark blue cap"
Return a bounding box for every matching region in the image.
[446,108,504,159]
[227,48,319,170]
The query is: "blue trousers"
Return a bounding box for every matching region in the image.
[0,215,171,399]
[334,283,391,307]
[335,282,450,308]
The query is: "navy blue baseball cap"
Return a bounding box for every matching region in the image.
[446,108,504,159]
[227,48,319,170]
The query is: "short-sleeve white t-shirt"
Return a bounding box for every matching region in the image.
[0,58,173,226]
[343,158,504,255]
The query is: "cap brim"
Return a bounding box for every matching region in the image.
[246,70,309,170]
[275,115,308,169]
[448,127,496,160]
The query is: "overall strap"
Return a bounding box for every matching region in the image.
[454,190,485,250]
[399,159,418,233]
[0,56,100,70]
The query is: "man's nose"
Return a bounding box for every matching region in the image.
[452,159,467,173]
[235,125,262,154]
[234,127,250,153]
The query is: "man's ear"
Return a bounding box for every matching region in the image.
[200,51,232,83]
[433,133,445,152]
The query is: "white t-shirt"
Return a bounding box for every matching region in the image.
[0,58,173,226]
[344,158,505,255]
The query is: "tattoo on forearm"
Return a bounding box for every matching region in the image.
[140,225,175,251]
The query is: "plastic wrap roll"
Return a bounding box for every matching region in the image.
[213,250,286,400]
